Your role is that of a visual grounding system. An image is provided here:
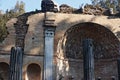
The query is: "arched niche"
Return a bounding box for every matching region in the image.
[57,22,120,79]
[27,63,41,80]
[0,62,9,80]
[62,22,120,59]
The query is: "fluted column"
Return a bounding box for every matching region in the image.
[82,39,95,80]
[9,17,29,80]
[9,47,23,80]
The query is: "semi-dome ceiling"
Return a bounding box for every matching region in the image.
[62,22,120,59]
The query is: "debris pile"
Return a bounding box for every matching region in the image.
[59,4,75,13]
[83,4,105,15]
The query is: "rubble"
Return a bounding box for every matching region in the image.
[59,4,75,13]
[83,4,105,15]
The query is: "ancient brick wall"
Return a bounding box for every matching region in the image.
[94,60,118,80]
[0,18,17,54]
[2,13,120,56]
[24,13,44,55]
[0,12,120,80]
[54,13,120,80]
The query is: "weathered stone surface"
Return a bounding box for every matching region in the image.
[83,4,105,15]
[0,18,17,54]
[62,22,119,59]
[22,55,43,80]
[41,0,58,12]
[59,4,75,13]
[2,13,120,56]
[83,39,95,80]
[0,12,120,80]
[24,13,44,55]
[9,47,23,80]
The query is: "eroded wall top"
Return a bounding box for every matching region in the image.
[1,12,120,56]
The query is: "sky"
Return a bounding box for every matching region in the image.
[0,0,91,12]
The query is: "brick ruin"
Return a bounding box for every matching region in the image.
[0,0,120,80]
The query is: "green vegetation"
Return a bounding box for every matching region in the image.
[0,1,25,42]
[91,0,119,13]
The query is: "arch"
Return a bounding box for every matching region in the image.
[59,22,120,59]
[56,22,120,79]
[0,62,9,80]
[26,63,41,80]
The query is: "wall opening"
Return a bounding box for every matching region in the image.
[63,22,119,59]
[27,63,41,80]
[0,62,9,80]
[57,22,120,80]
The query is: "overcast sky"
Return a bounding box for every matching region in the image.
[0,0,91,12]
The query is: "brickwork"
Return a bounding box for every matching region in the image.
[24,13,44,55]
[0,18,17,54]
[62,22,119,59]
[0,13,120,80]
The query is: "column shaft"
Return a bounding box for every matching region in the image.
[44,29,55,80]
[83,39,95,80]
[9,47,23,80]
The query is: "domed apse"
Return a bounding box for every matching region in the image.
[0,62,9,80]
[27,63,41,80]
[62,22,120,59]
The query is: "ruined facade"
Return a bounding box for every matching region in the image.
[0,1,120,80]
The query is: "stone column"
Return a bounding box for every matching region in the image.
[43,19,56,80]
[82,39,95,80]
[9,17,29,80]
[14,23,29,48]
[9,47,23,80]
[117,58,120,80]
